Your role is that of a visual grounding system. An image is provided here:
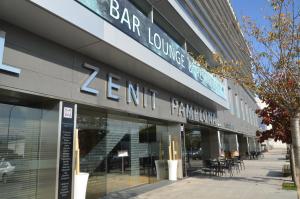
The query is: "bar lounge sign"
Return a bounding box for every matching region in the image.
[76,0,226,99]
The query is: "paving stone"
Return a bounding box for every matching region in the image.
[133,149,297,199]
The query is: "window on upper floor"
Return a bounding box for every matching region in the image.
[186,42,200,59]
[240,99,245,120]
[255,112,258,126]
[249,109,254,125]
[128,0,152,17]
[245,104,250,123]
[257,115,261,128]
[153,9,185,47]
[249,107,252,124]
[235,94,240,118]
[228,88,234,115]
[244,103,248,122]
[253,111,256,126]
[253,114,256,127]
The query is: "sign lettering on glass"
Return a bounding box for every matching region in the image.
[75,0,226,99]
[0,31,21,75]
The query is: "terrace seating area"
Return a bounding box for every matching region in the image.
[201,156,247,177]
[246,151,264,159]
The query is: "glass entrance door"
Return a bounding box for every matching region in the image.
[185,127,204,176]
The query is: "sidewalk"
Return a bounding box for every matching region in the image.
[134,149,296,199]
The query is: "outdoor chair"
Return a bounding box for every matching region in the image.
[245,152,251,160]
[209,159,220,176]
[231,157,241,174]
[202,160,216,176]
[237,156,245,170]
[219,159,233,177]
[250,151,257,159]
[256,151,264,159]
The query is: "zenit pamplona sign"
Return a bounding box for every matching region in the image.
[76,0,226,99]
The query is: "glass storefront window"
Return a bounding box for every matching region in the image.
[221,132,240,158]
[77,108,181,199]
[0,102,59,199]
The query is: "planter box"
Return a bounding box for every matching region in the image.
[155,160,168,180]
[74,172,89,199]
[168,160,178,181]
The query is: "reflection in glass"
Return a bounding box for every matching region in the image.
[185,130,203,171]
[0,102,59,199]
[77,108,181,199]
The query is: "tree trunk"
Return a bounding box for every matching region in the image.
[291,145,297,183]
[291,109,300,198]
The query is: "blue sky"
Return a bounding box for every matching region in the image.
[231,0,273,28]
[231,0,300,28]
[230,0,300,55]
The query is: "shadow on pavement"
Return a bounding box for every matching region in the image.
[102,192,138,199]
[102,180,174,199]
[278,158,287,161]
[266,171,283,177]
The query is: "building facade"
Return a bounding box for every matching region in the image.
[0,0,259,198]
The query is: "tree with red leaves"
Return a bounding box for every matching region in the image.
[256,99,296,182]
[256,99,291,144]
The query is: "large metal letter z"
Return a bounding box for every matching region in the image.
[81,63,99,95]
[0,31,21,75]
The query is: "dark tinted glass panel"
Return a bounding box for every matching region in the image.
[77,110,107,199]
[153,9,185,47]
[128,0,151,16]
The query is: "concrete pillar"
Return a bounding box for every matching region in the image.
[235,134,239,152]
[246,137,250,153]
[201,129,221,159]
[238,135,248,157]
[210,130,221,158]
[255,139,261,152]
[201,130,211,160]
[228,134,238,152]
[209,130,221,159]
[217,130,222,156]
[248,137,256,152]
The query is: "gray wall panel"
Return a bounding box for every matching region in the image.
[0,21,185,123]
